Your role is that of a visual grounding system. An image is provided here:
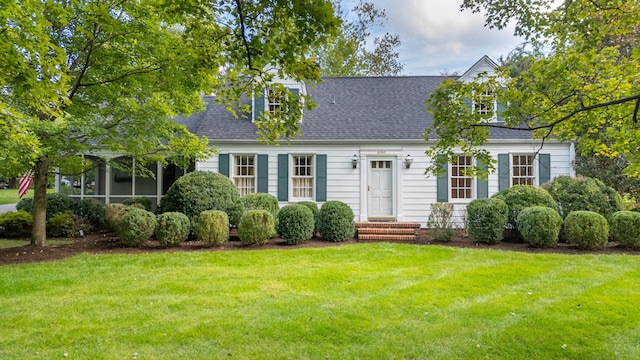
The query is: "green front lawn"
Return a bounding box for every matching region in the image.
[1,243,639,359]
[0,188,55,205]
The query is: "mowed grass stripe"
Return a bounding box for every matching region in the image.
[1,244,639,359]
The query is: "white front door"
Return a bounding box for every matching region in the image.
[368,160,393,217]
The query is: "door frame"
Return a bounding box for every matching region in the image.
[362,155,398,221]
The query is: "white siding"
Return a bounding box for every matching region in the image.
[199,141,573,228]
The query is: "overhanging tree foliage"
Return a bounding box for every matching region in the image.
[312,0,403,76]
[425,0,640,176]
[1,0,340,246]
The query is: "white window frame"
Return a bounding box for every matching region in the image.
[511,154,535,186]
[291,154,314,201]
[472,87,497,121]
[266,88,283,114]
[232,154,256,196]
[450,154,474,201]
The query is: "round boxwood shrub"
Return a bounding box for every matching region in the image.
[237,210,274,246]
[542,175,623,219]
[609,211,640,249]
[75,198,106,229]
[123,197,152,212]
[155,212,190,247]
[159,171,243,226]
[115,207,157,247]
[194,210,229,246]
[0,210,33,238]
[277,204,314,245]
[491,185,558,229]
[105,203,128,231]
[517,206,563,247]
[297,201,319,233]
[47,211,75,237]
[317,200,355,242]
[564,211,609,250]
[466,198,508,244]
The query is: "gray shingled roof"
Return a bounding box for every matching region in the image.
[177,76,533,142]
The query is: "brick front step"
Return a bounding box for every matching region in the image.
[357,227,417,235]
[355,221,421,229]
[357,234,417,242]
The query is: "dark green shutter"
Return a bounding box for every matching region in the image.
[539,154,551,186]
[463,97,472,113]
[219,154,230,177]
[436,154,448,202]
[254,89,265,121]
[498,153,510,191]
[257,154,268,193]
[316,154,327,201]
[496,100,506,122]
[277,154,288,201]
[477,159,489,198]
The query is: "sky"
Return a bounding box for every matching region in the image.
[346,0,524,75]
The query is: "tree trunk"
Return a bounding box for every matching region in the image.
[30,157,49,246]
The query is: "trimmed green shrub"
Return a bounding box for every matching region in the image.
[105,203,128,231]
[467,198,508,244]
[75,198,106,229]
[16,193,76,218]
[427,202,455,242]
[0,210,33,238]
[297,201,319,233]
[241,193,279,235]
[517,206,563,247]
[155,212,190,247]
[194,210,229,246]
[123,197,152,212]
[317,200,355,242]
[564,211,609,250]
[47,211,75,237]
[277,204,314,245]
[46,193,77,217]
[542,175,623,219]
[115,207,157,247]
[16,197,33,213]
[159,171,243,226]
[491,185,558,229]
[609,211,640,250]
[237,210,274,246]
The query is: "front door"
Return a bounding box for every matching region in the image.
[368,160,393,217]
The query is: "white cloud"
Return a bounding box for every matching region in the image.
[353,0,524,75]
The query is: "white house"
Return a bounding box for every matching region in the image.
[59,56,574,227]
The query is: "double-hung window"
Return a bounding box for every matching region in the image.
[512,154,534,185]
[234,155,255,196]
[292,155,313,199]
[267,88,283,114]
[473,87,496,120]
[450,155,473,199]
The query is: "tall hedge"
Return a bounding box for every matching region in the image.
[159,171,242,226]
[542,175,623,219]
[491,185,558,229]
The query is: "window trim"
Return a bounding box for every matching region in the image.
[290,154,315,201]
[511,153,535,186]
[449,154,474,202]
[232,154,256,196]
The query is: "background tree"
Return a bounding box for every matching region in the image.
[425,0,640,176]
[1,0,339,246]
[313,0,403,76]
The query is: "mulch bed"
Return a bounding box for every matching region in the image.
[1,229,637,266]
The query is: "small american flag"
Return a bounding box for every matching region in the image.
[18,170,33,198]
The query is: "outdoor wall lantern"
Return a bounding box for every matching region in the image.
[405,154,413,169]
[351,154,359,169]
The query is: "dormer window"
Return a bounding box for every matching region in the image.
[267,88,283,114]
[474,87,495,117]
